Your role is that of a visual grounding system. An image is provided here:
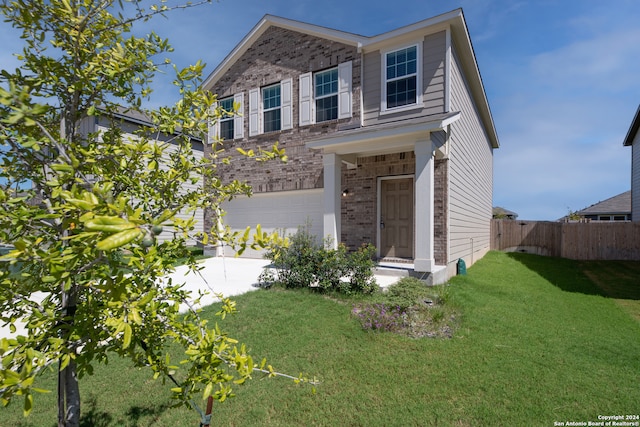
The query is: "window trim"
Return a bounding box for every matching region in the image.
[262,83,282,133]
[209,92,244,143]
[218,96,235,141]
[299,61,352,126]
[314,67,339,123]
[380,42,423,114]
[249,79,292,136]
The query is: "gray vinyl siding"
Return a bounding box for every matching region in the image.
[448,44,494,263]
[361,49,381,123]
[632,133,640,221]
[423,31,447,114]
[361,31,446,126]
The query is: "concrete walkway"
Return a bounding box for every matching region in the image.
[1,257,402,339]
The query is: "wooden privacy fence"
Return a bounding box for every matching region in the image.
[491,219,640,261]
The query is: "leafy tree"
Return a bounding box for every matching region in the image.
[0,1,298,426]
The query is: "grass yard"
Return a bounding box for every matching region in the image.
[3,251,639,426]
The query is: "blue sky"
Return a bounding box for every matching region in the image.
[2,0,639,220]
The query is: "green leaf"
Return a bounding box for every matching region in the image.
[50,164,74,173]
[203,382,213,400]
[122,323,132,349]
[23,393,33,417]
[96,228,142,251]
[60,354,70,371]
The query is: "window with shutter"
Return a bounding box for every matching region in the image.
[298,61,352,126]
[219,97,234,140]
[315,68,338,122]
[262,84,281,133]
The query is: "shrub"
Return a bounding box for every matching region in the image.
[263,223,378,294]
[343,243,378,294]
[264,222,320,289]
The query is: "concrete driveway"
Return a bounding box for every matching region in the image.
[1,257,402,339]
[173,256,402,311]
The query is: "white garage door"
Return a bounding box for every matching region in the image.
[220,189,324,258]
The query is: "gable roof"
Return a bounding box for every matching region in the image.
[576,191,631,215]
[623,104,640,146]
[202,9,499,149]
[202,15,366,89]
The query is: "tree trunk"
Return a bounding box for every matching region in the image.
[58,283,80,427]
[58,359,81,427]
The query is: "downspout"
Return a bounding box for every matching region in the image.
[358,42,364,127]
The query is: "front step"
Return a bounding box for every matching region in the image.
[374,260,448,285]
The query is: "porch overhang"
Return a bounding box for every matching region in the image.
[305,111,460,157]
[310,112,460,274]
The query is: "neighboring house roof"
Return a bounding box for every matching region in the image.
[202,8,499,149]
[105,106,154,127]
[576,191,631,216]
[623,104,640,147]
[96,106,203,145]
[493,206,518,219]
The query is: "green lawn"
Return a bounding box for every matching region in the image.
[3,251,639,426]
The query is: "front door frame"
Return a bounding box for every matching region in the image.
[377,174,415,259]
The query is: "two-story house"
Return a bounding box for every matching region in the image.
[202,8,499,284]
[623,104,640,222]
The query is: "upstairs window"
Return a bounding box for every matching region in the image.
[262,84,281,133]
[209,93,243,143]
[249,79,292,136]
[315,68,338,122]
[218,97,234,140]
[299,61,352,126]
[385,45,418,109]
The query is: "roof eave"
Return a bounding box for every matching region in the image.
[306,111,461,156]
[450,11,500,149]
[623,104,640,146]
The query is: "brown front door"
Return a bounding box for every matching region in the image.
[380,178,414,259]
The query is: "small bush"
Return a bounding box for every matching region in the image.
[344,243,378,294]
[264,223,378,294]
[264,223,320,289]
